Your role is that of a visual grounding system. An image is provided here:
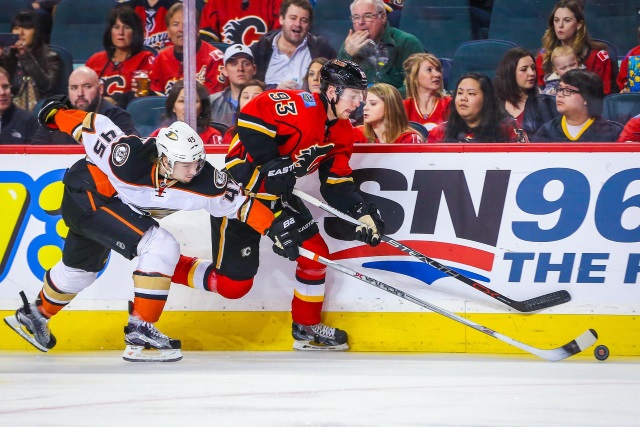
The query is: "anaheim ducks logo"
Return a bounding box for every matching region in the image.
[101,76,126,95]
[165,130,179,141]
[222,16,268,46]
[294,143,335,175]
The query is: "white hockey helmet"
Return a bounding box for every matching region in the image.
[156,121,205,176]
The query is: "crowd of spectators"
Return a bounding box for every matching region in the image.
[2,0,640,146]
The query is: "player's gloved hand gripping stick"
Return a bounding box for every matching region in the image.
[292,188,571,312]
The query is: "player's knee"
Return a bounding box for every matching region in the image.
[48,261,97,294]
[217,274,254,299]
[137,226,180,276]
[298,233,329,272]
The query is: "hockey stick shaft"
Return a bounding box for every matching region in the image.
[299,247,596,361]
[292,188,570,312]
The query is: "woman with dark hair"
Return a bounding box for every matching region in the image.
[495,47,559,136]
[536,0,615,94]
[151,79,222,144]
[304,57,329,93]
[0,10,61,112]
[222,79,266,144]
[532,69,622,142]
[428,72,528,143]
[86,7,155,108]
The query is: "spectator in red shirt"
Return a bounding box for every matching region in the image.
[115,0,181,51]
[86,7,155,108]
[149,3,225,95]
[402,53,451,133]
[151,79,222,144]
[429,73,529,143]
[536,0,616,95]
[355,82,424,143]
[618,114,640,142]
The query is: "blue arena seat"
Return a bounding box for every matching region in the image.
[602,93,640,125]
[489,0,557,53]
[399,0,472,59]
[126,96,167,137]
[312,0,357,53]
[585,1,638,60]
[0,0,32,33]
[49,0,114,65]
[48,45,73,96]
[449,39,518,89]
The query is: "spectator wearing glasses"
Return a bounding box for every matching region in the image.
[532,69,622,142]
[338,0,423,95]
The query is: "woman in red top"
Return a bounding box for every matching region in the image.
[355,83,424,144]
[85,7,155,108]
[402,53,451,132]
[536,0,615,94]
[151,80,222,144]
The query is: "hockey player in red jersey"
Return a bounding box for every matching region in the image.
[172,59,385,351]
[199,0,282,46]
[4,96,301,362]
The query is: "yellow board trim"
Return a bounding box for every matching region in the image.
[1,311,638,358]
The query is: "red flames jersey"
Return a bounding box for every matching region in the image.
[86,50,155,96]
[199,0,282,46]
[117,0,181,51]
[149,42,225,95]
[403,96,451,131]
[226,89,362,211]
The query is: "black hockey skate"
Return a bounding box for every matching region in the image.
[122,303,182,362]
[4,291,56,352]
[292,322,349,351]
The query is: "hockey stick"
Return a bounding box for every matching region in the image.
[299,247,596,361]
[292,188,571,312]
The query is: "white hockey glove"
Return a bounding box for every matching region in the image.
[348,202,385,247]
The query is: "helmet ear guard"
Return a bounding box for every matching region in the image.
[156,121,205,177]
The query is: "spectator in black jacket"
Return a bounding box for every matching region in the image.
[0,66,38,144]
[250,0,336,89]
[33,66,139,144]
[495,47,559,136]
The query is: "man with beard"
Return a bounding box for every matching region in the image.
[251,0,335,90]
[33,66,139,144]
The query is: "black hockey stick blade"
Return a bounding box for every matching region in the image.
[299,247,597,362]
[291,188,571,312]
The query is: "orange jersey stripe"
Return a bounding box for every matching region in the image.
[101,206,145,236]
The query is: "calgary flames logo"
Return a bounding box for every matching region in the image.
[221,16,267,46]
[294,143,335,176]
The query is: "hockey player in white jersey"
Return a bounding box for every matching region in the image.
[4,95,301,362]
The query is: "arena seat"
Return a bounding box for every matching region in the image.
[48,45,73,96]
[602,93,640,125]
[1,0,32,33]
[210,121,230,135]
[585,1,638,60]
[408,121,428,140]
[312,0,355,53]
[126,96,167,137]
[449,39,518,89]
[50,0,114,65]
[399,0,472,59]
[488,0,557,53]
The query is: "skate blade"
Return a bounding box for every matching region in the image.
[4,315,49,353]
[293,340,349,351]
[122,345,183,362]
